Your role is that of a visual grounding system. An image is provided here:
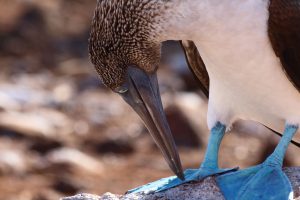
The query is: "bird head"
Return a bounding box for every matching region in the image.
[89,0,184,179]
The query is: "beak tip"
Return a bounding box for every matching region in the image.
[173,166,184,180]
[177,171,185,181]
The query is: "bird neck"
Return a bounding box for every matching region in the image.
[156,0,212,42]
[156,0,261,43]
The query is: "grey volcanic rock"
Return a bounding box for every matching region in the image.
[61,167,300,200]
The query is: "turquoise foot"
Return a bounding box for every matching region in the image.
[217,125,298,200]
[128,167,238,194]
[217,164,292,200]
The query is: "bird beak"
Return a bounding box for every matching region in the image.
[118,66,184,180]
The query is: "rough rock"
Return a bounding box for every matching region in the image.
[61,167,300,200]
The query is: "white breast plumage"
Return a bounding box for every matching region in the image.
[162,0,300,132]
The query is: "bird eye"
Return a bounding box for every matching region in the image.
[114,85,128,94]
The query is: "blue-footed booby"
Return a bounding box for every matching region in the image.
[89,0,300,199]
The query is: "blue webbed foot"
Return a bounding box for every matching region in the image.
[128,166,238,194]
[217,124,298,200]
[128,122,237,194]
[217,164,292,200]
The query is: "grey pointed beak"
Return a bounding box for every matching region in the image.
[117,66,184,180]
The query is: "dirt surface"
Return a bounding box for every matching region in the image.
[0,1,300,200]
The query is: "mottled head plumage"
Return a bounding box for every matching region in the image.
[89,0,169,89]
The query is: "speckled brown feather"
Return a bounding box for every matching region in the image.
[89,0,169,89]
[268,0,300,91]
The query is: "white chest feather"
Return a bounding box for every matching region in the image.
[163,0,300,132]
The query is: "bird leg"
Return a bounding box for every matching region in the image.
[127,122,237,194]
[217,124,298,200]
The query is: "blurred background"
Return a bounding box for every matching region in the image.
[0,1,300,200]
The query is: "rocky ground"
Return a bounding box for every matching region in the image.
[0,1,300,200]
[62,167,300,200]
